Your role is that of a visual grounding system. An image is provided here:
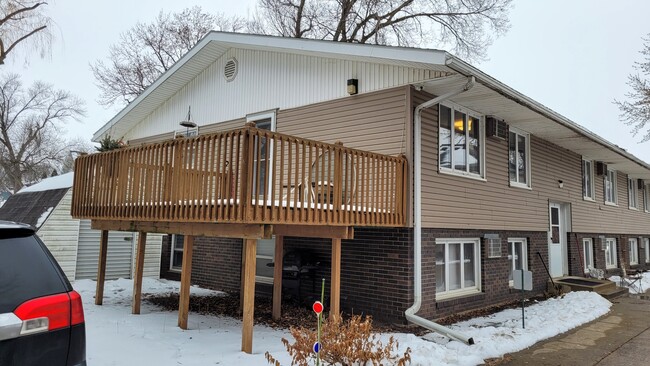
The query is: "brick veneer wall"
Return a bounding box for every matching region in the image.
[568,233,650,276]
[422,229,549,320]
[160,228,413,324]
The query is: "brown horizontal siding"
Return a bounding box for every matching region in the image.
[277,87,409,157]
[416,89,650,234]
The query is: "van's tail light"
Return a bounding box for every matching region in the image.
[12,291,84,336]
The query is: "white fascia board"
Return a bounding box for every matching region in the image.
[92,32,448,141]
[444,55,650,172]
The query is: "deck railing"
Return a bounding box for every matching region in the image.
[71,125,407,227]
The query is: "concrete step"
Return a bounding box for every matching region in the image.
[598,287,629,300]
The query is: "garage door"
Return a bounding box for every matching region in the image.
[75,220,134,280]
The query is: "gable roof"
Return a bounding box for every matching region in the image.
[0,173,75,230]
[94,32,650,180]
[0,188,68,230]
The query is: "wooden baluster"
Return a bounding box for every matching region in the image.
[333,141,343,225]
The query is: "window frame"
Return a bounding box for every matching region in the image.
[605,238,617,269]
[255,237,275,284]
[628,177,638,210]
[508,128,532,189]
[645,238,650,263]
[246,110,277,200]
[582,159,595,201]
[435,238,482,300]
[507,238,528,286]
[629,238,639,266]
[437,102,486,180]
[644,183,650,213]
[604,169,618,206]
[169,234,184,272]
[582,238,594,273]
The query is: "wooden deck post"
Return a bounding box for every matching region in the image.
[95,230,109,305]
[239,244,246,315]
[132,231,147,314]
[241,238,257,354]
[330,237,342,320]
[178,235,194,329]
[272,235,284,320]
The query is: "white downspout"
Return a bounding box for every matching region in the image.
[405,75,476,345]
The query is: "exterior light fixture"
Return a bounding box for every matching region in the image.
[179,106,197,137]
[558,180,564,188]
[347,79,358,95]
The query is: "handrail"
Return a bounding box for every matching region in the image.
[71,125,407,227]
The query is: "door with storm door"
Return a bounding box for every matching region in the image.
[548,203,567,277]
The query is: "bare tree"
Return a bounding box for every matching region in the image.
[0,74,85,192]
[616,34,650,142]
[91,6,246,106]
[251,0,512,61]
[0,1,52,65]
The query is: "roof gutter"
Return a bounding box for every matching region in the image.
[406,75,476,346]
[444,55,650,172]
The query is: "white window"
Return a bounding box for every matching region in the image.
[629,238,639,266]
[645,238,650,263]
[246,111,276,198]
[582,160,594,200]
[582,238,594,273]
[508,129,531,188]
[604,170,617,205]
[256,238,275,284]
[170,235,184,271]
[645,184,650,212]
[435,238,481,299]
[605,238,617,269]
[508,238,528,284]
[628,178,638,209]
[438,104,484,179]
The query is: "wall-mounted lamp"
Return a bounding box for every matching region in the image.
[347,79,358,95]
[558,180,564,189]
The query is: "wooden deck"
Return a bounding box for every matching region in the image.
[71,123,408,354]
[71,124,407,228]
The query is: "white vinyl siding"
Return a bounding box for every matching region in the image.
[629,238,639,266]
[435,238,481,299]
[628,178,638,209]
[36,190,80,281]
[605,170,617,205]
[508,238,528,285]
[582,160,594,200]
[605,238,617,269]
[508,129,531,189]
[582,238,594,273]
[438,103,484,179]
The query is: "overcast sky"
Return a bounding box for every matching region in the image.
[8,0,650,162]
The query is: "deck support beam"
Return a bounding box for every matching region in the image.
[178,235,194,329]
[95,230,109,305]
[241,238,257,354]
[132,231,147,314]
[330,238,341,320]
[272,235,284,320]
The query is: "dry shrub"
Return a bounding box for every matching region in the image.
[265,314,411,366]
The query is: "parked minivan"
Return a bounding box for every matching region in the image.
[0,221,86,365]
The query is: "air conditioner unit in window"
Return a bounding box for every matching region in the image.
[486,116,507,140]
[174,127,199,138]
[595,161,607,176]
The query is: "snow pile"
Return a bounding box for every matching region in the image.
[74,279,611,366]
[609,271,650,294]
[35,207,53,228]
[18,172,74,193]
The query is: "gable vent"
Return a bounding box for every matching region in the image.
[224,58,238,82]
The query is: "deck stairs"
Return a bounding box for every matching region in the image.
[551,276,628,299]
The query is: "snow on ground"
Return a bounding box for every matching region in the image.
[74,278,611,366]
[609,271,650,294]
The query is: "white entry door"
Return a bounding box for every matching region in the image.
[548,203,566,277]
